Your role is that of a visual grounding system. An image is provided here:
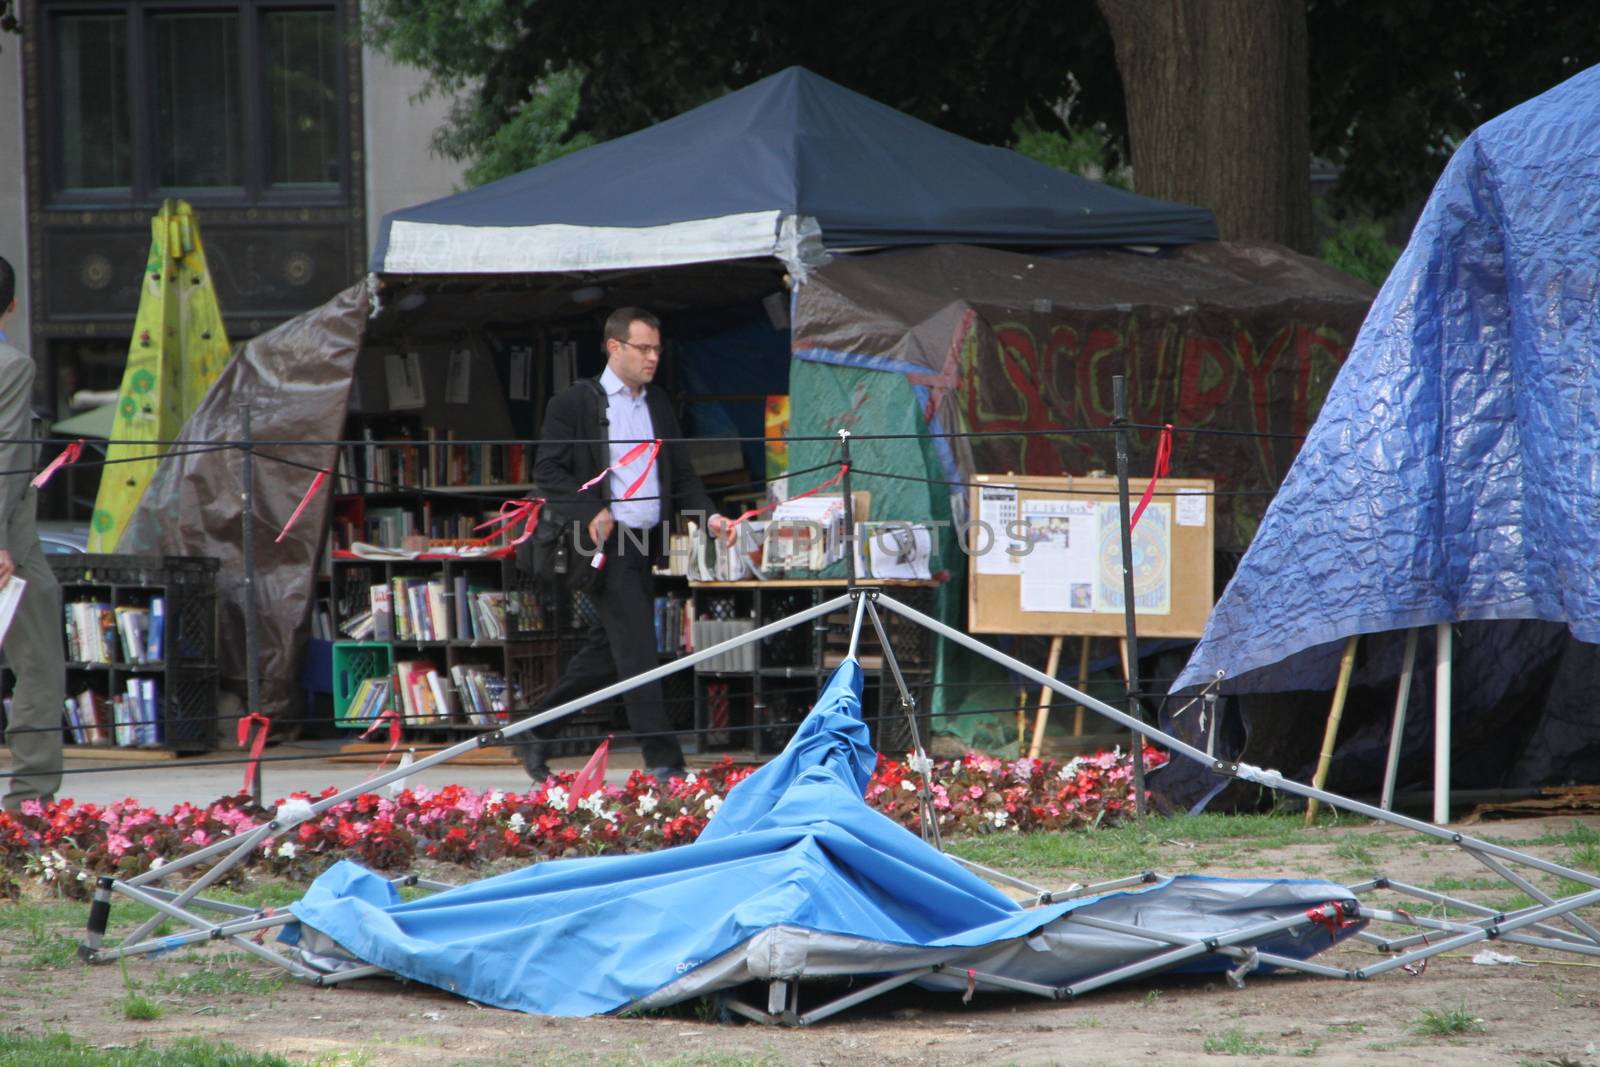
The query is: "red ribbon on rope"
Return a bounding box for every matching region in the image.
[31,438,84,489]
[359,707,404,775]
[579,439,662,500]
[274,467,330,543]
[567,734,612,811]
[1128,424,1173,531]
[729,464,850,529]
[471,498,544,546]
[236,712,272,794]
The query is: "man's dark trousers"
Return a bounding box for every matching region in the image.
[523,528,684,772]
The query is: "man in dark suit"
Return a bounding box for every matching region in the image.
[521,307,732,783]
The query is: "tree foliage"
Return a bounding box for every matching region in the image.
[366,0,1600,217]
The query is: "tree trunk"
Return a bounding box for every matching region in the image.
[1098,0,1313,252]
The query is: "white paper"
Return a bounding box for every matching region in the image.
[552,340,576,393]
[975,484,1026,575]
[1019,501,1097,612]
[384,352,426,410]
[1095,502,1172,615]
[446,348,472,405]
[509,345,532,401]
[1176,488,1207,527]
[0,576,26,648]
[857,522,933,580]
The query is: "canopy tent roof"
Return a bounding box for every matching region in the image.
[1174,63,1600,696]
[371,67,1216,278]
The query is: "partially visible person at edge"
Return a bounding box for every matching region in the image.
[518,307,733,784]
[0,254,64,812]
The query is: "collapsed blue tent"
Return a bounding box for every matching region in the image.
[286,660,1359,1017]
[1164,65,1600,794]
[370,66,1216,278]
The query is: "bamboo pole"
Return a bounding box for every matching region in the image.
[1305,635,1360,825]
[1027,636,1064,759]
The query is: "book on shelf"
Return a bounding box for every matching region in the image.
[65,600,118,663]
[370,584,393,641]
[394,659,444,724]
[342,676,392,724]
[450,664,511,725]
[120,677,161,746]
[452,574,472,641]
[63,689,113,745]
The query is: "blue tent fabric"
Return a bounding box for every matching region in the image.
[287,661,1072,1015]
[372,67,1215,272]
[286,660,1360,1015]
[1174,64,1600,695]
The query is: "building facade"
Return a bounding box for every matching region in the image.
[1,0,462,436]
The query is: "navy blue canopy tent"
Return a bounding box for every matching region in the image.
[370,66,1216,278]
[1166,65,1600,797]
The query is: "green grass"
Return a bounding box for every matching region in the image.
[0,1034,303,1066]
[1424,875,1502,893]
[945,813,1323,879]
[119,993,163,1021]
[1332,839,1377,868]
[1413,1001,1486,1037]
[1202,1028,1277,1055]
[153,966,285,997]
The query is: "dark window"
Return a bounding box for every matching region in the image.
[154,12,244,188]
[44,2,346,205]
[265,9,339,187]
[54,14,132,192]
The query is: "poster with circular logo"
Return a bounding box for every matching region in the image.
[1095,502,1172,614]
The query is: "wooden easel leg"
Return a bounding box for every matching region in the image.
[1028,636,1064,760]
[1014,686,1029,757]
[1306,635,1360,825]
[1073,636,1090,737]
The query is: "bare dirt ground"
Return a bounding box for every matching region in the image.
[3,815,1599,1066]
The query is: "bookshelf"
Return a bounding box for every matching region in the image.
[0,555,219,753]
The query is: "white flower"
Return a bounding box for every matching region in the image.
[507,812,527,832]
[684,772,698,787]
[636,793,658,816]
[76,871,88,882]
[703,795,723,815]
[1058,758,1084,781]
[988,810,1009,828]
[545,786,568,809]
[900,779,917,792]
[149,856,165,870]
[488,790,504,808]
[577,792,607,817]
[277,841,298,860]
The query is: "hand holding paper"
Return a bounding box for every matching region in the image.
[0,575,26,649]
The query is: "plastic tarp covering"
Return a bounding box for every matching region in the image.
[118,282,369,720]
[1174,64,1600,700]
[285,660,1360,1016]
[372,67,1216,276]
[792,242,1375,551]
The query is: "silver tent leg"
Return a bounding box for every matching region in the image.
[1434,622,1453,824]
[1380,627,1418,811]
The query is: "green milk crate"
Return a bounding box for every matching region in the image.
[332,641,394,728]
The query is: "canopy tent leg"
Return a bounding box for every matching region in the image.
[1380,627,1419,811]
[1306,635,1360,825]
[1434,622,1453,824]
[1027,635,1064,759]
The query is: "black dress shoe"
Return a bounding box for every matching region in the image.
[520,739,552,784]
[648,765,687,783]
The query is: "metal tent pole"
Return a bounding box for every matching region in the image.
[239,404,263,805]
[1380,627,1419,811]
[1434,621,1453,824]
[1111,376,1146,816]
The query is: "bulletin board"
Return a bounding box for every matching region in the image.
[966,474,1216,638]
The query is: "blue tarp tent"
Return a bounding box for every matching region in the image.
[370,66,1216,278]
[286,660,1359,1016]
[1167,66,1600,791]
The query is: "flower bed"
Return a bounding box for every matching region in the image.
[0,746,1166,897]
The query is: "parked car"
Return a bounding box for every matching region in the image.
[36,520,89,555]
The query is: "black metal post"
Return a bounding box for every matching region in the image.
[1113,376,1147,816]
[239,404,263,806]
[838,430,856,591]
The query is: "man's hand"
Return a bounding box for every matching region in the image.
[0,549,13,586]
[587,506,614,547]
[707,513,738,546]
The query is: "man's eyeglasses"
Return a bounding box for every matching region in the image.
[619,340,663,356]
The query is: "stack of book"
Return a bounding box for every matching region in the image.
[394,659,455,724]
[112,599,166,663]
[450,664,511,725]
[63,689,112,745]
[653,596,692,655]
[64,600,116,662]
[65,683,161,746]
[341,676,392,724]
